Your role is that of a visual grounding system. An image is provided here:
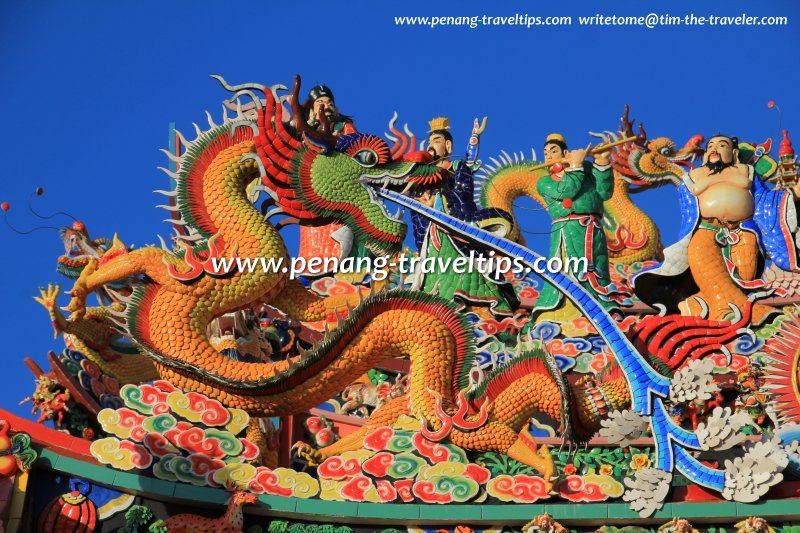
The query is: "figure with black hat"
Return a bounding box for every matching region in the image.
[296,84,363,273]
[304,84,356,136]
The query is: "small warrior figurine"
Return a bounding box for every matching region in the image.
[410,117,518,317]
[296,85,368,275]
[303,84,356,136]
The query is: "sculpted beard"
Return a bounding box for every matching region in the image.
[311,103,337,122]
[321,103,337,118]
[428,146,449,165]
[706,156,736,175]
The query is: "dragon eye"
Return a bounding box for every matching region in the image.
[354,149,379,167]
[660,147,673,155]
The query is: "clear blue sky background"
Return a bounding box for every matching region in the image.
[1,0,798,419]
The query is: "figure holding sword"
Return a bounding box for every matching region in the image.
[410,117,519,317]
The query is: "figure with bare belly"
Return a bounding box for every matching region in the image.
[632,135,800,324]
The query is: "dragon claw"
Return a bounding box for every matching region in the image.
[66,295,88,319]
[547,475,560,495]
[291,442,324,466]
[34,283,62,310]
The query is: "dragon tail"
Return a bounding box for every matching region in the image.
[467,347,575,439]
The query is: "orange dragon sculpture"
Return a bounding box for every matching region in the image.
[55,75,644,483]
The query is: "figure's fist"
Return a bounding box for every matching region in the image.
[567,143,592,169]
[418,190,437,207]
[702,150,709,165]
[593,148,611,166]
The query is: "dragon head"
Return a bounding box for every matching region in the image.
[615,135,704,186]
[293,129,442,256]
[602,106,704,187]
[57,221,111,279]
[217,75,444,256]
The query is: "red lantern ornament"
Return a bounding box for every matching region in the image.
[38,478,97,532]
[779,130,795,158]
[0,420,15,477]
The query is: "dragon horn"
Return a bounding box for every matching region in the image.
[620,104,634,137]
[111,233,127,250]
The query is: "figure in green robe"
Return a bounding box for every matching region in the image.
[534,133,631,317]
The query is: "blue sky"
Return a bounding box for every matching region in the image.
[1,0,798,418]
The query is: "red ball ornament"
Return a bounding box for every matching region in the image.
[561,198,573,208]
[1,202,9,212]
[551,162,564,173]
[768,101,775,108]
[36,187,44,195]
[315,427,335,447]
